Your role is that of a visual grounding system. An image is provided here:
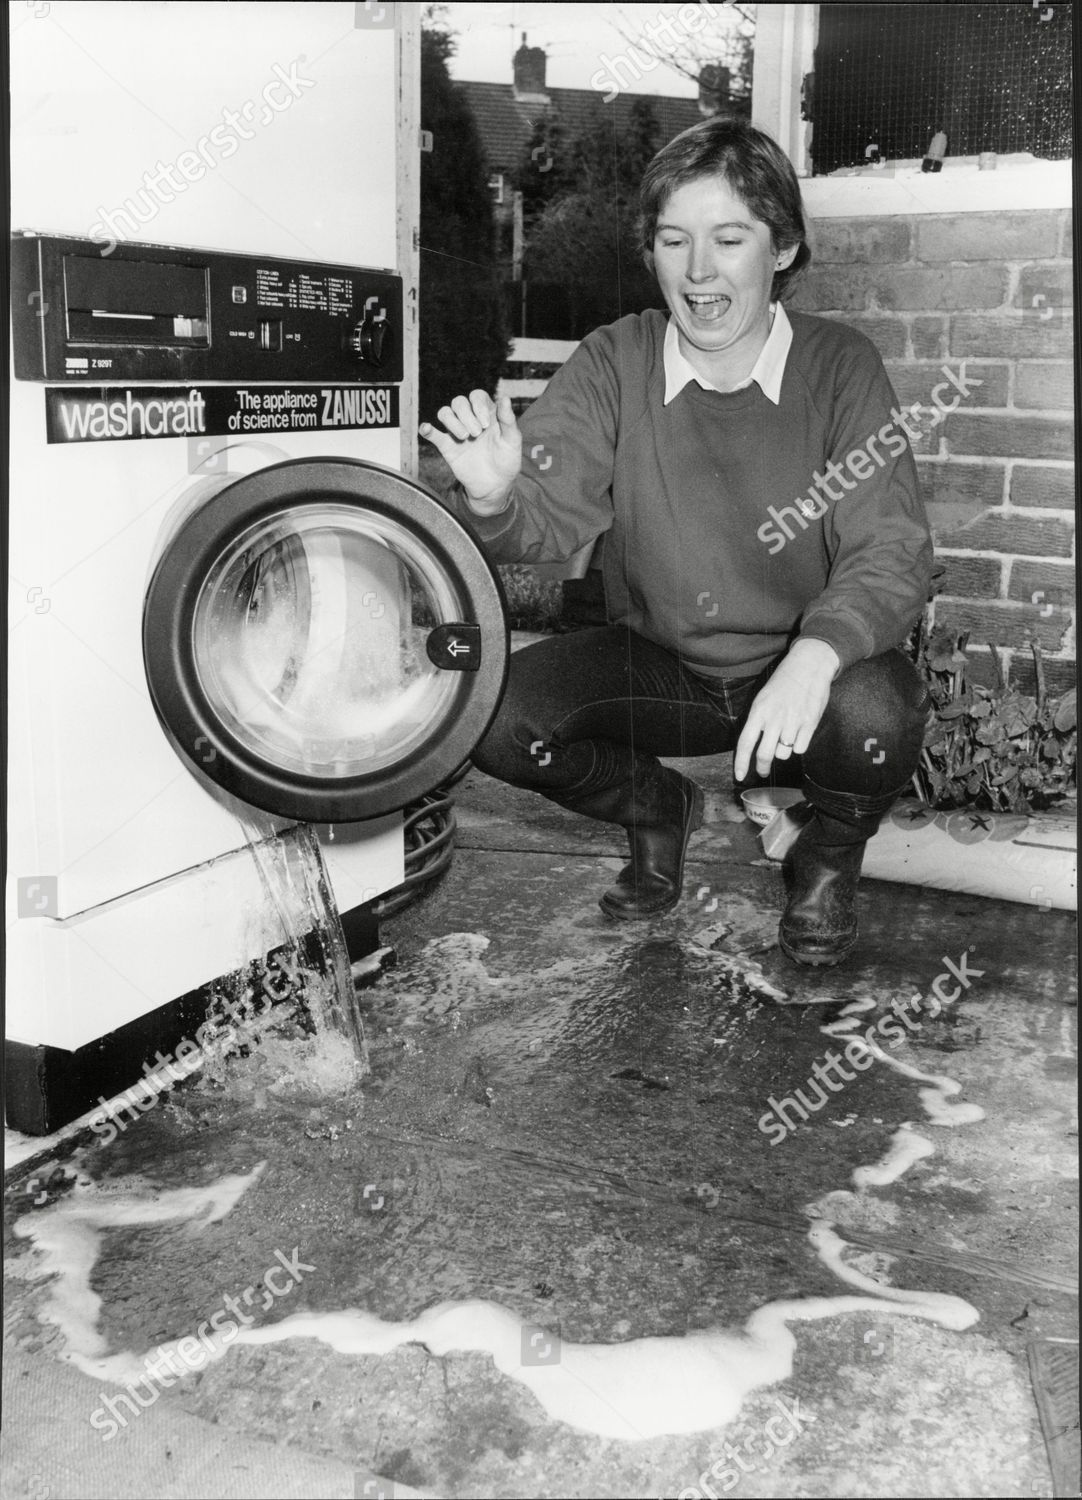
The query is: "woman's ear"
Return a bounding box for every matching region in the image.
[642,248,656,277]
[775,243,801,271]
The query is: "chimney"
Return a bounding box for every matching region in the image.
[513,32,548,101]
[698,62,731,117]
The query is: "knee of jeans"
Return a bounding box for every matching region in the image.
[828,651,927,735]
[468,692,548,778]
[467,723,503,779]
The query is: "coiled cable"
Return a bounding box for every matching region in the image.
[371,760,471,919]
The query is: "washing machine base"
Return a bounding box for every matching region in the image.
[4,905,381,1138]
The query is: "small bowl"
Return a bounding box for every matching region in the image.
[740,787,807,827]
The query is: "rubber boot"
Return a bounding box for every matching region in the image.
[601,765,704,919]
[778,781,900,967]
[549,762,704,920]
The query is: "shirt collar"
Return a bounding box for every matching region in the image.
[663,303,792,406]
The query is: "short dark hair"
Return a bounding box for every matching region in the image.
[638,119,811,301]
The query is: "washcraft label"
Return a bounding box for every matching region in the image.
[45,384,399,443]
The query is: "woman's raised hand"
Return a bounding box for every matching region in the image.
[420,390,522,515]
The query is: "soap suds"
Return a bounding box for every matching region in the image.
[14,1148,978,1443]
[853,1126,936,1190]
[822,1010,986,1130]
[13,1167,975,1443]
[13,1165,265,1366]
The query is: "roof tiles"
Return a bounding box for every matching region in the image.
[457,81,705,176]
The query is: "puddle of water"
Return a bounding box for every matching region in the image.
[13,927,993,1445]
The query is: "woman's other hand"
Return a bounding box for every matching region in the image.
[420,391,522,516]
[734,638,841,781]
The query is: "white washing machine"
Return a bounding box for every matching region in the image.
[7,2,508,1132]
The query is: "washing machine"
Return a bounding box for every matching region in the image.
[7,2,507,1134]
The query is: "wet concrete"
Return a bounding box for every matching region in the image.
[4,751,1077,1499]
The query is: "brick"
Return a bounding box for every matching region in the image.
[1008,560,1076,609]
[807,217,912,264]
[1009,465,1076,509]
[917,212,1066,263]
[918,459,1006,511]
[933,512,1074,557]
[1014,362,1074,411]
[1017,264,1073,313]
[933,599,1071,653]
[1005,653,1077,698]
[884,361,1008,410]
[950,314,1073,359]
[945,413,1074,461]
[957,646,1076,699]
[901,410,946,457]
[960,647,1009,691]
[912,317,947,359]
[933,554,1003,597]
[869,264,1008,312]
[815,314,906,359]
[922,461,1007,536]
[788,267,870,312]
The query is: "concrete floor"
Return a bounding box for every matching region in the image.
[3,748,1078,1499]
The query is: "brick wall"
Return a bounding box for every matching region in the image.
[790,208,1075,696]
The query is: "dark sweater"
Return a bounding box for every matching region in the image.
[452,308,933,677]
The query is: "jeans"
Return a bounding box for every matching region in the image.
[471,627,930,828]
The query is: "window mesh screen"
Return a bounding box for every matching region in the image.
[811,3,1073,175]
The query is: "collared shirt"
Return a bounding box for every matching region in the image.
[663,302,793,406]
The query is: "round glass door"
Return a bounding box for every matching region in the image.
[144,458,508,821]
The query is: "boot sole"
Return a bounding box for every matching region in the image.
[598,783,705,921]
[777,930,858,967]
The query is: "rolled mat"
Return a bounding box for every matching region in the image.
[760,797,1077,912]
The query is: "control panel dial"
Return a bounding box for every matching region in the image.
[350,297,389,367]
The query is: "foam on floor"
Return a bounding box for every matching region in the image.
[13,1165,266,1372]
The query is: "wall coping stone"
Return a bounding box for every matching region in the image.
[800,157,1071,218]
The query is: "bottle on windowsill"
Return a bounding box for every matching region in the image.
[921,130,947,173]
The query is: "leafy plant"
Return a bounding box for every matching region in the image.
[496,565,564,633]
[909,619,1077,814]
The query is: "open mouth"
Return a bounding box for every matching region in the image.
[684,293,731,323]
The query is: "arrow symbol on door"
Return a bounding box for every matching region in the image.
[447,640,471,657]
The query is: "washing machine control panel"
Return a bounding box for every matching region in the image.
[11,232,403,383]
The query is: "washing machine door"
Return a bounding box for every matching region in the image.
[143,458,508,822]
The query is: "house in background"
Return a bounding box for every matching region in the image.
[458,36,725,272]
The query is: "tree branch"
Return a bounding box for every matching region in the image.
[602,3,755,92]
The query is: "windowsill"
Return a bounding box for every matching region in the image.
[800,154,1072,216]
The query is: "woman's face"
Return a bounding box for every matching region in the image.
[652,173,796,372]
